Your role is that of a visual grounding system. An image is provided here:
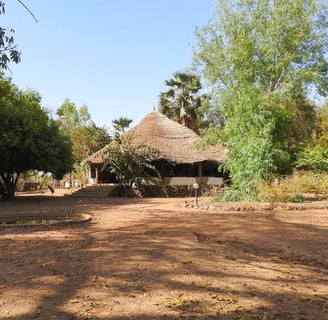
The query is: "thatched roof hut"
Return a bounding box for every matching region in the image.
[87,111,227,165]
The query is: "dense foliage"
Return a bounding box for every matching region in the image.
[112,117,133,135]
[297,144,328,173]
[158,72,207,131]
[0,76,73,200]
[55,99,111,183]
[193,0,328,200]
[102,135,160,190]
[296,101,328,173]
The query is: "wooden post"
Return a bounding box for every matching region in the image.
[95,166,100,184]
[198,162,202,186]
[88,164,92,185]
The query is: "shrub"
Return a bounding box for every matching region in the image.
[257,171,328,203]
[289,194,305,203]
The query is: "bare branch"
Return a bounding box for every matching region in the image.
[17,0,38,23]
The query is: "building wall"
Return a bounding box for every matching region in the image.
[144,176,224,186]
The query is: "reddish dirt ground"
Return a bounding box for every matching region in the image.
[0,189,327,320]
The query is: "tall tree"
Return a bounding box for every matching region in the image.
[0,77,73,200]
[70,123,111,163]
[56,99,91,133]
[193,0,328,199]
[158,72,206,131]
[56,99,111,161]
[112,116,133,134]
[313,99,328,145]
[295,98,328,173]
[55,99,110,184]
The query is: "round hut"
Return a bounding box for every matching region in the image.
[86,111,227,187]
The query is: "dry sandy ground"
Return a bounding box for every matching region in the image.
[0,190,327,320]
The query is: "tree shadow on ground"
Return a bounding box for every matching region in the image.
[0,201,327,319]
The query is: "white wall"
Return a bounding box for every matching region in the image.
[144,177,224,186]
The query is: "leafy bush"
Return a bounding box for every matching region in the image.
[297,144,328,172]
[102,134,161,195]
[218,186,259,202]
[289,194,305,203]
[257,180,293,203]
[257,171,328,203]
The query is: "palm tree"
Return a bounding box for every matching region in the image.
[112,116,133,134]
[158,72,204,130]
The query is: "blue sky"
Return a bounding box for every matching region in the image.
[2,0,215,132]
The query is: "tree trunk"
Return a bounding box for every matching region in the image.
[0,173,19,201]
[183,116,197,131]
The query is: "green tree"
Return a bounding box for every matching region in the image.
[55,99,111,184]
[102,135,160,192]
[158,71,206,131]
[193,0,328,199]
[71,123,111,163]
[56,99,111,162]
[295,98,328,174]
[56,99,91,133]
[0,2,21,70]
[286,92,316,149]
[112,116,133,134]
[297,144,328,173]
[313,99,328,145]
[0,77,73,200]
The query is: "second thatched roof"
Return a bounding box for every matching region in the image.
[87,111,227,165]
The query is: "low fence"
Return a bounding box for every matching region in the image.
[22,182,40,192]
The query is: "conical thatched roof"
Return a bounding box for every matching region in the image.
[87,111,227,164]
[86,145,108,164]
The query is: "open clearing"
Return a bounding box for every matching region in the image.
[0,191,327,319]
